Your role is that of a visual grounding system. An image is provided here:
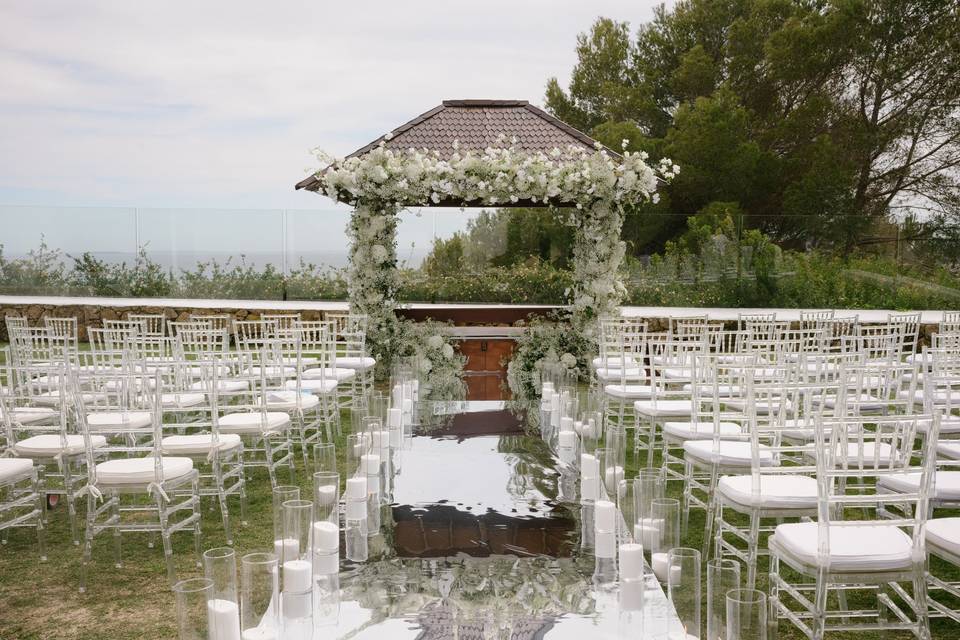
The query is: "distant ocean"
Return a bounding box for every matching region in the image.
[10,248,432,271]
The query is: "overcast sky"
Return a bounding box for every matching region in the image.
[0,1,666,262]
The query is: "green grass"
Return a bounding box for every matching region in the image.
[0,372,957,638]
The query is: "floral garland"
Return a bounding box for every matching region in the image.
[346,202,402,371]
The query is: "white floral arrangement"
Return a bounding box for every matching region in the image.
[313,137,674,210]
[397,320,467,401]
[308,137,675,375]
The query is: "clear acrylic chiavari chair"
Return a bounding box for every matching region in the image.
[74,369,202,592]
[768,413,937,639]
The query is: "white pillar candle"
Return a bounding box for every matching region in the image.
[560,416,574,433]
[282,559,312,593]
[618,543,644,581]
[391,384,403,406]
[634,518,663,549]
[401,398,413,415]
[345,477,367,500]
[207,598,242,640]
[604,465,624,489]
[651,552,682,584]
[316,485,336,507]
[281,591,311,620]
[312,521,338,552]
[594,500,616,532]
[595,530,616,558]
[586,417,597,439]
[558,431,577,450]
[361,453,381,475]
[581,453,598,477]
[273,538,300,563]
[388,407,402,428]
[241,628,278,640]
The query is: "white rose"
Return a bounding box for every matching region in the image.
[420,358,433,373]
[442,343,454,359]
[371,245,388,262]
[427,335,444,349]
[561,353,577,368]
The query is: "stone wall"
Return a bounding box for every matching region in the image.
[0,302,331,342]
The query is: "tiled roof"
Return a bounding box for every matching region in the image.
[295,99,613,193]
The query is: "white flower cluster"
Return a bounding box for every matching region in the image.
[313,139,674,209]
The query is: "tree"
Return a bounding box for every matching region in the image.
[546,0,960,255]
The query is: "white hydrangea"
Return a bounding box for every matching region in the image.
[427,334,444,349]
[560,353,577,368]
[442,343,454,359]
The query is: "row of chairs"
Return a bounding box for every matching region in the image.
[0,312,375,591]
[591,310,960,637]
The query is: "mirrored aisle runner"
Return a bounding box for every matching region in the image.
[311,400,684,639]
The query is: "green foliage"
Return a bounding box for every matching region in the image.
[547,0,960,253]
[69,248,173,297]
[0,238,66,294]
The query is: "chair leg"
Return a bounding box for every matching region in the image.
[238,456,249,526]
[156,491,176,586]
[912,569,931,640]
[111,493,122,569]
[79,492,96,593]
[745,510,761,590]
[768,554,780,640]
[33,472,47,562]
[214,457,233,546]
[192,477,202,569]
[812,569,828,640]
[64,462,80,546]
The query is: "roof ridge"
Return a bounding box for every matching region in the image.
[442,99,529,107]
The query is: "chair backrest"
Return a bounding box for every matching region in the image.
[8,325,72,367]
[942,311,960,335]
[234,319,275,348]
[813,413,936,568]
[129,313,166,337]
[174,326,229,359]
[186,314,234,334]
[262,313,300,331]
[73,369,163,462]
[889,312,921,356]
[799,309,835,328]
[0,359,71,448]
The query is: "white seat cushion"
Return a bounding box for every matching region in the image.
[683,440,776,467]
[189,379,249,392]
[303,367,356,382]
[87,411,153,430]
[919,417,960,435]
[681,383,741,397]
[592,356,638,369]
[10,407,58,425]
[244,366,296,379]
[772,521,913,572]
[160,434,243,455]
[261,391,320,411]
[161,392,206,409]
[634,399,693,417]
[595,367,645,382]
[819,393,886,412]
[663,367,692,380]
[285,379,338,394]
[718,474,819,509]
[336,356,376,370]
[0,458,35,483]
[937,441,960,460]
[878,471,960,501]
[824,442,896,467]
[927,518,960,559]
[604,384,653,399]
[14,434,107,457]
[725,398,793,415]
[664,421,744,441]
[34,390,105,407]
[281,356,319,367]
[219,411,291,434]
[96,456,193,485]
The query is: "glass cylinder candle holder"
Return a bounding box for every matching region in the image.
[605,423,627,473]
[616,479,636,542]
[597,447,624,497]
[726,588,766,640]
[272,485,300,558]
[313,442,336,475]
[311,518,340,621]
[369,391,389,424]
[580,452,600,505]
[667,547,701,639]
[203,547,241,640]
[371,427,391,501]
[618,542,645,612]
[707,559,741,640]
[346,434,369,480]
[281,500,314,627]
[313,471,340,525]
[649,498,680,582]
[240,553,279,640]
[173,577,212,640]
[635,469,664,524]
[344,475,369,562]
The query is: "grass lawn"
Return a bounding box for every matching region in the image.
[0,357,956,638]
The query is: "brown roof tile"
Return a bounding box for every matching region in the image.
[296,99,614,192]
